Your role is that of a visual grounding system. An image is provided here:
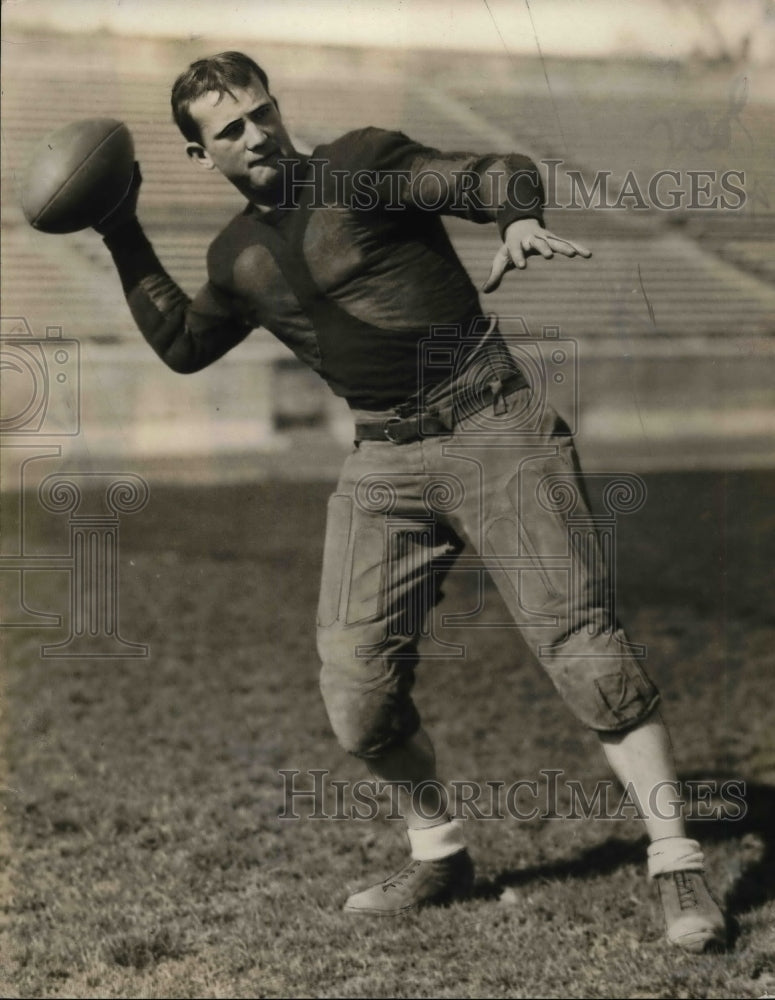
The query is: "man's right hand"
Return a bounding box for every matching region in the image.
[94,162,142,237]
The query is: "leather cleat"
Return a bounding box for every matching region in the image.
[656,869,727,953]
[343,849,474,916]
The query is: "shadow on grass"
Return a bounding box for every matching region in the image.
[476,775,775,947]
[475,836,645,902]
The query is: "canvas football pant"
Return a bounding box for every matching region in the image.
[316,387,660,759]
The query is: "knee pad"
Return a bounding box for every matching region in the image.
[318,636,420,759]
[545,646,661,732]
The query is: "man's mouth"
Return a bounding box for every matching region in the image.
[248,152,276,168]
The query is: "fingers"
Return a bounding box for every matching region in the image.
[511,239,527,269]
[94,162,143,236]
[482,243,514,293]
[521,232,592,259]
[483,228,593,292]
[541,231,592,258]
[529,234,554,260]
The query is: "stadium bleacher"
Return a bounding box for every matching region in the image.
[2,32,773,474]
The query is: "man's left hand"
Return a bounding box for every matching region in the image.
[482,218,592,293]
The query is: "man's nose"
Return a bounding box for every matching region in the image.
[244,120,269,149]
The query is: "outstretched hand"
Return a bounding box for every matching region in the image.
[482,217,592,293]
[94,162,143,236]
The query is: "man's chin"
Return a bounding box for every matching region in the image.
[239,165,283,203]
[248,161,279,183]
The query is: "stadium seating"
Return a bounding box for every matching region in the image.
[2,34,773,471]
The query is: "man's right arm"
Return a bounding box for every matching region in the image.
[102,218,253,373]
[96,166,253,372]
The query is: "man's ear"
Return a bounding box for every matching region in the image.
[186,142,215,170]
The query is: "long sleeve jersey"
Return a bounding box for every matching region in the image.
[104,127,545,410]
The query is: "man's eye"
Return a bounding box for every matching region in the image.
[223,124,243,139]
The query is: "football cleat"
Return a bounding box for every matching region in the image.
[656,869,727,953]
[343,849,474,916]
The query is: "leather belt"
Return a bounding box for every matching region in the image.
[354,372,527,445]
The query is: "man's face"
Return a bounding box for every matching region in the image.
[185,74,297,207]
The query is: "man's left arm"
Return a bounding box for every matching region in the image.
[346,129,592,290]
[441,144,592,291]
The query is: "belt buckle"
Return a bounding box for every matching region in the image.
[383,416,404,443]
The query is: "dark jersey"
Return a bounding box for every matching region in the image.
[105,127,544,409]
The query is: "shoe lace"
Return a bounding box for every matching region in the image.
[674,871,698,910]
[383,860,422,890]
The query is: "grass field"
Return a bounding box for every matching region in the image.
[1,471,774,998]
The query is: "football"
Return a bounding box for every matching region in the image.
[21,118,135,234]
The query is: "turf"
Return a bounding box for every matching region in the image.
[1,472,774,998]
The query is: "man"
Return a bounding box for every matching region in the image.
[96,51,726,952]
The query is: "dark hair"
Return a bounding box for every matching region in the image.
[171,51,271,143]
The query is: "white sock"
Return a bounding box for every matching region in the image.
[647,837,705,878]
[407,819,466,861]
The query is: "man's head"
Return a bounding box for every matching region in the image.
[171,51,297,207]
